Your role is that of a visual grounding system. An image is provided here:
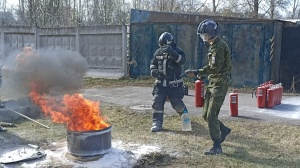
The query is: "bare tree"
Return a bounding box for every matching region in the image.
[232,0,263,18]
[0,0,12,25]
[0,0,296,27]
[287,73,300,94]
[212,0,222,14]
[114,0,131,24]
[253,0,259,18]
[260,0,290,19]
[291,0,300,19]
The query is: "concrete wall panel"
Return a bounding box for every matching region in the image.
[0,26,127,79]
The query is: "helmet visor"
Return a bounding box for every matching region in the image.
[200,33,210,42]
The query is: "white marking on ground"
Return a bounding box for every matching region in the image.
[5,140,161,168]
[252,96,300,119]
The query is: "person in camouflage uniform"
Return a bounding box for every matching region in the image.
[185,19,232,155]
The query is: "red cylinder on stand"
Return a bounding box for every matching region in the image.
[256,86,266,108]
[195,80,204,107]
[229,91,238,116]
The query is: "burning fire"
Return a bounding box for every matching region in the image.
[29,82,110,131]
[13,47,110,132]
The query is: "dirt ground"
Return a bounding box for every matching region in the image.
[0,86,299,167]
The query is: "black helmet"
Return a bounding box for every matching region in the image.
[158,32,175,47]
[197,19,219,41]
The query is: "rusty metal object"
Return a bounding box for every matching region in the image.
[67,126,112,157]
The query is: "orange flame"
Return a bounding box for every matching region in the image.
[29,82,110,131]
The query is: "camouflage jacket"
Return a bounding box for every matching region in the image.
[201,37,232,87]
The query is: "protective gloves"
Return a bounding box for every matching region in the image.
[198,69,205,75]
[151,69,159,78]
[185,69,206,78]
[162,45,179,61]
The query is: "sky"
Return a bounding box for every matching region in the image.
[6,0,18,7]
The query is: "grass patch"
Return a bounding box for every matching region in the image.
[1,77,299,167]
[83,76,155,88]
[1,104,300,167]
[103,106,300,168]
[133,152,173,168]
[83,76,257,93]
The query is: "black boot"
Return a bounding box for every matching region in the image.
[204,139,223,155]
[220,121,231,143]
[177,107,186,116]
[151,112,164,132]
[0,126,7,132]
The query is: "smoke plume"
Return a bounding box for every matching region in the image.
[1,48,89,98]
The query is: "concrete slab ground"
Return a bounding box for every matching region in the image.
[81,86,300,126]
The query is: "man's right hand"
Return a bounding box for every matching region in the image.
[184,69,198,78]
[151,69,159,77]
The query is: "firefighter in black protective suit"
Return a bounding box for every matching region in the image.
[150,32,188,132]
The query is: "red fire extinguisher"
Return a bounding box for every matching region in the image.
[229,90,238,116]
[195,79,204,107]
[267,86,275,108]
[279,83,283,104]
[256,86,267,108]
[274,85,279,105]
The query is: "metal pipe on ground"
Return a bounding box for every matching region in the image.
[3,107,50,129]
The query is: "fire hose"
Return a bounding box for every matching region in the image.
[3,106,50,129]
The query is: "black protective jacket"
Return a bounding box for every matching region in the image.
[150,45,186,87]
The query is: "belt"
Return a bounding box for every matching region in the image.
[155,78,183,87]
[169,78,183,84]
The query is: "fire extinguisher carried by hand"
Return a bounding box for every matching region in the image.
[195,79,204,107]
[229,90,238,116]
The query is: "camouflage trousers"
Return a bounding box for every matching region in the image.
[202,84,228,141]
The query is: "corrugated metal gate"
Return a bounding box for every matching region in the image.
[280,24,300,92]
[129,9,283,87]
[0,25,127,78]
